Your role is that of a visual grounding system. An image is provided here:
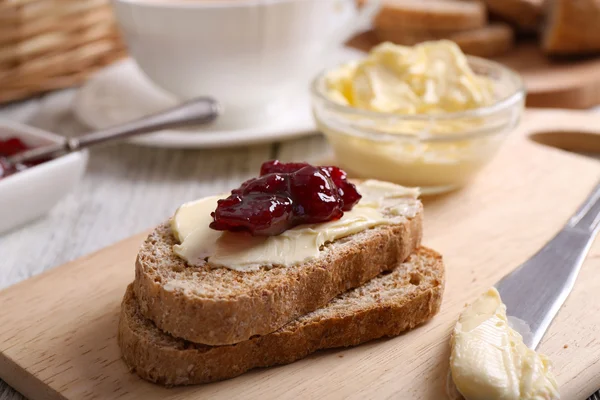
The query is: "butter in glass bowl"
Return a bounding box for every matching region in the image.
[310,40,525,195]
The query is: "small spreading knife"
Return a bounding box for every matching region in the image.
[495,180,600,351]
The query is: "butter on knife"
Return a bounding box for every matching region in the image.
[448,288,559,400]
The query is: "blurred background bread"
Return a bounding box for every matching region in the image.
[443,23,514,58]
[373,0,487,31]
[371,0,515,57]
[542,0,600,55]
[482,0,543,31]
[375,23,514,58]
[365,0,600,58]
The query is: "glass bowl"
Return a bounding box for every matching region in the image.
[310,56,525,195]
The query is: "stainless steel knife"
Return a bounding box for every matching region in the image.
[448,182,600,400]
[496,180,600,350]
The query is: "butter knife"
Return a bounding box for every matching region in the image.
[496,180,600,351]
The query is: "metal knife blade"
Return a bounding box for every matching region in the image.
[495,180,600,349]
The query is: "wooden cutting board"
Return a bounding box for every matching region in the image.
[348,32,600,110]
[1,109,600,400]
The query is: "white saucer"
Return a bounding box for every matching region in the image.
[73,47,365,149]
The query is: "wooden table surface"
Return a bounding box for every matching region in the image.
[0,89,328,400]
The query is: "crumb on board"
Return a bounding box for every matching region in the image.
[564,344,569,349]
[338,354,344,358]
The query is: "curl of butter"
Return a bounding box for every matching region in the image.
[450,288,560,400]
[325,40,494,115]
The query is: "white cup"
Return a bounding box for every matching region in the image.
[112,0,380,129]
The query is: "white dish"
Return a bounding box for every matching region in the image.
[0,120,88,234]
[73,47,365,149]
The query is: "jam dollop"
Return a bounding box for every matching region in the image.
[0,137,33,179]
[210,160,362,236]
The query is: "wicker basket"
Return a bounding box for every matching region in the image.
[0,0,126,104]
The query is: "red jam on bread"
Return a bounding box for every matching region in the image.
[210,160,361,236]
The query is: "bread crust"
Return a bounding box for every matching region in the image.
[374,0,486,31]
[449,23,514,58]
[120,247,445,386]
[542,0,600,55]
[375,23,515,57]
[134,206,423,345]
[483,0,543,31]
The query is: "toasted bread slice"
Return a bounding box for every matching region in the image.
[120,247,444,386]
[374,26,466,46]
[134,195,423,345]
[449,23,515,57]
[374,0,487,31]
[375,23,515,57]
[482,0,543,31]
[542,0,600,55]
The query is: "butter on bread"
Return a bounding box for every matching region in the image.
[171,181,421,271]
[120,247,444,386]
[373,0,487,32]
[375,23,515,58]
[133,189,423,346]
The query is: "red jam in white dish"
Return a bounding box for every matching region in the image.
[0,137,44,179]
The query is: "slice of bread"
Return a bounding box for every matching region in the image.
[374,0,487,32]
[375,23,515,57]
[482,0,543,31]
[374,27,467,46]
[542,0,600,55]
[134,195,423,345]
[448,23,515,57]
[120,247,445,386]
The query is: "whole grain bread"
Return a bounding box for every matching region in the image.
[542,0,600,55]
[374,0,487,31]
[482,0,543,31]
[134,196,423,345]
[375,23,515,57]
[120,247,445,386]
